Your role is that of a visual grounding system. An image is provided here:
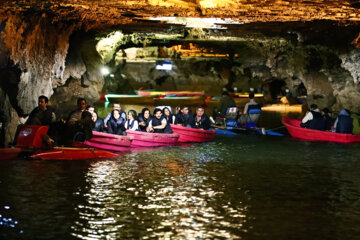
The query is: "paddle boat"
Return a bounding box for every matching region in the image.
[154,96,205,107]
[105,94,155,104]
[0,148,22,160]
[170,124,216,142]
[15,125,119,160]
[75,131,133,151]
[126,130,180,147]
[30,147,119,160]
[137,89,205,97]
[282,117,360,143]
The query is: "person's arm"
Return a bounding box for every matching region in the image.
[153,119,167,129]
[243,103,249,114]
[121,112,126,120]
[124,120,128,130]
[104,113,111,126]
[302,112,313,123]
[203,116,211,130]
[146,120,153,132]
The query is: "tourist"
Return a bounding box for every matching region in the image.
[334,109,353,134]
[104,103,126,127]
[125,110,139,131]
[26,95,56,125]
[237,93,262,126]
[66,97,94,141]
[322,108,332,131]
[300,104,325,130]
[147,108,173,133]
[92,111,105,132]
[243,92,259,114]
[163,107,176,124]
[138,108,152,132]
[214,91,236,118]
[107,109,126,135]
[193,106,211,130]
[175,106,194,127]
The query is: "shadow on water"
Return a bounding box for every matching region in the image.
[0,135,360,239]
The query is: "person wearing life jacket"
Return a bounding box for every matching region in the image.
[138,108,152,132]
[104,103,126,128]
[107,109,126,135]
[300,104,325,130]
[147,108,173,134]
[175,106,195,127]
[334,109,353,134]
[322,108,333,131]
[162,107,176,124]
[125,110,139,131]
[193,106,211,130]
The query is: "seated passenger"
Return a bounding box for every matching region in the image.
[213,91,236,118]
[107,109,126,135]
[322,108,333,131]
[125,110,139,131]
[237,93,262,126]
[351,113,360,135]
[86,105,105,132]
[138,108,152,132]
[193,106,211,130]
[334,109,353,134]
[26,95,56,125]
[243,92,258,114]
[175,106,195,128]
[147,108,173,134]
[104,103,126,128]
[300,104,325,130]
[163,107,176,124]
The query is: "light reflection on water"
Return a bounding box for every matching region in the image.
[0,135,360,239]
[71,145,250,239]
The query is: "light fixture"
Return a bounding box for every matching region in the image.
[100,67,110,75]
[155,60,172,71]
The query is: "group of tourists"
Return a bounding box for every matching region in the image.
[14,95,213,146]
[301,104,360,134]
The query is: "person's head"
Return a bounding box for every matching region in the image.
[128,110,137,120]
[196,106,205,117]
[322,108,330,114]
[310,104,318,110]
[86,105,95,114]
[113,109,120,120]
[141,108,150,119]
[153,108,162,119]
[180,106,189,115]
[91,112,98,122]
[77,98,86,110]
[163,107,171,117]
[222,91,230,97]
[38,95,48,110]
[113,103,121,111]
[249,92,254,99]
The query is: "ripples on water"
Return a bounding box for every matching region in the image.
[1,135,360,239]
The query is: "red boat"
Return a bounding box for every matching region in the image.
[0,148,22,160]
[126,130,180,147]
[282,117,360,143]
[79,131,133,151]
[170,124,216,142]
[30,147,119,160]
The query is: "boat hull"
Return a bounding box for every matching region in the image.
[282,117,360,143]
[170,124,216,142]
[0,148,22,160]
[30,147,119,160]
[137,90,205,97]
[126,130,179,147]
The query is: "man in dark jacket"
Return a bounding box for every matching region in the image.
[193,106,211,130]
[176,106,195,128]
[26,95,56,125]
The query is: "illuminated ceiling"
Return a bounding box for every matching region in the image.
[1,0,360,28]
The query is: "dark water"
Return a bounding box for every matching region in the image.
[1,135,360,239]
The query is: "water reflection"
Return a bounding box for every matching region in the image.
[71,146,250,239]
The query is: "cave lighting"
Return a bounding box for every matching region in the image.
[156,60,172,71]
[100,66,110,75]
[148,17,243,29]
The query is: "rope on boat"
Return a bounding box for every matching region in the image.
[265,125,286,131]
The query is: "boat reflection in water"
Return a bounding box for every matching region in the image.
[70,145,249,239]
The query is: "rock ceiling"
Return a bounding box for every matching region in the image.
[1,0,360,29]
